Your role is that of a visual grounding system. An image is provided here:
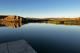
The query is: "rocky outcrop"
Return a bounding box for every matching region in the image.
[0,15,22,22]
[0,15,23,28]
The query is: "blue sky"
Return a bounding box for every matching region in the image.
[0,0,80,18]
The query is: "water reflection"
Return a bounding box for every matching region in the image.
[0,21,22,28]
[1,20,80,28]
[0,19,80,53]
[47,20,80,26]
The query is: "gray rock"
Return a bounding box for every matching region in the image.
[0,40,37,53]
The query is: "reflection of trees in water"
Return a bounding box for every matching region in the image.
[1,18,80,28]
[0,20,47,28]
[47,20,80,26]
[22,18,48,24]
[23,19,80,25]
[25,20,80,26]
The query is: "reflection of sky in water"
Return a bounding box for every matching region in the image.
[0,23,80,53]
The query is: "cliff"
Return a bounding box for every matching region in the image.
[0,15,22,22]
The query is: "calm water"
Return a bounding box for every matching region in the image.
[0,23,80,53]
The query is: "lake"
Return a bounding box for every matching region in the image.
[0,22,80,53]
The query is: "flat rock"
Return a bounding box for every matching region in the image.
[0,40,37,53]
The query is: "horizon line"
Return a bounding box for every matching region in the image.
[0,14,80,18]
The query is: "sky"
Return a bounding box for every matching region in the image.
[0,0,80,18]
